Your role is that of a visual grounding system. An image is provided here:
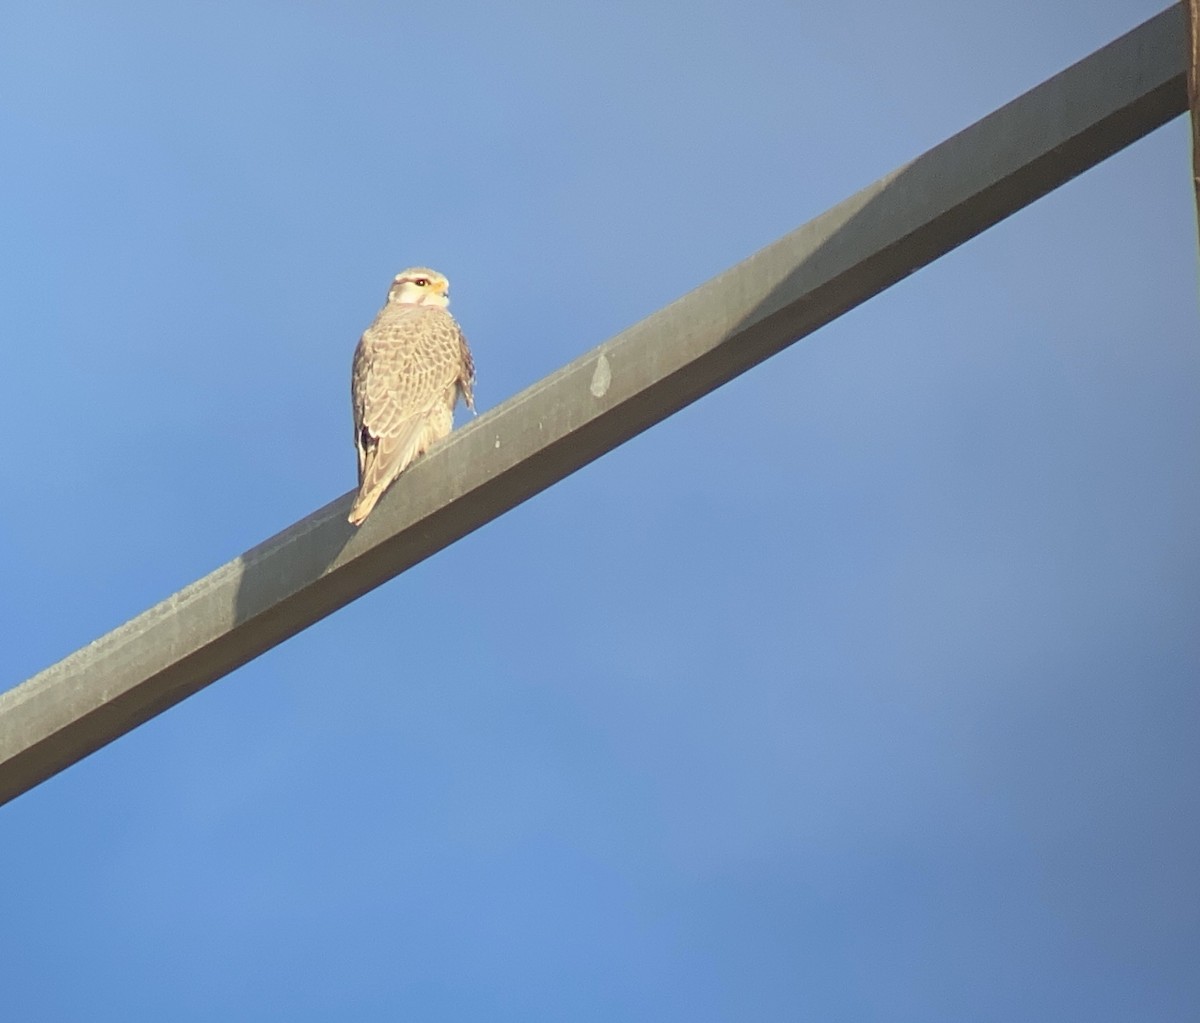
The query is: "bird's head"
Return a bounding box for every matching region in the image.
[387,267,450,308]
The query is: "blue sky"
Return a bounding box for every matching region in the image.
[1,2,1197,1019]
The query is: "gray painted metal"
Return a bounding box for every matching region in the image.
[0,6,1187,806]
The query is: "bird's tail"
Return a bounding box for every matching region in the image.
[347,487,383,526]
[346,419,430,526]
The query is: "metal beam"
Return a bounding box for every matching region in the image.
[1187,0,1200,234]
[0,6,1187,807]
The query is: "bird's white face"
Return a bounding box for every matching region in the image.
[388,267,450,308]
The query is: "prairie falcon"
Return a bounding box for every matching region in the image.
[348,267,475,525]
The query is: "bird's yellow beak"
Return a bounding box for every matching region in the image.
[432,278,449,295]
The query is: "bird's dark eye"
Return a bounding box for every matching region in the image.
[413,278,429,287]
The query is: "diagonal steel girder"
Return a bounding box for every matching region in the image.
[0,6,1187,806]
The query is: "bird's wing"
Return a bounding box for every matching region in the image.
[457,329,476,413]
[349,307,463,524]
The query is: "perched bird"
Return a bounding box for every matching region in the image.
[348,267,475,526]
